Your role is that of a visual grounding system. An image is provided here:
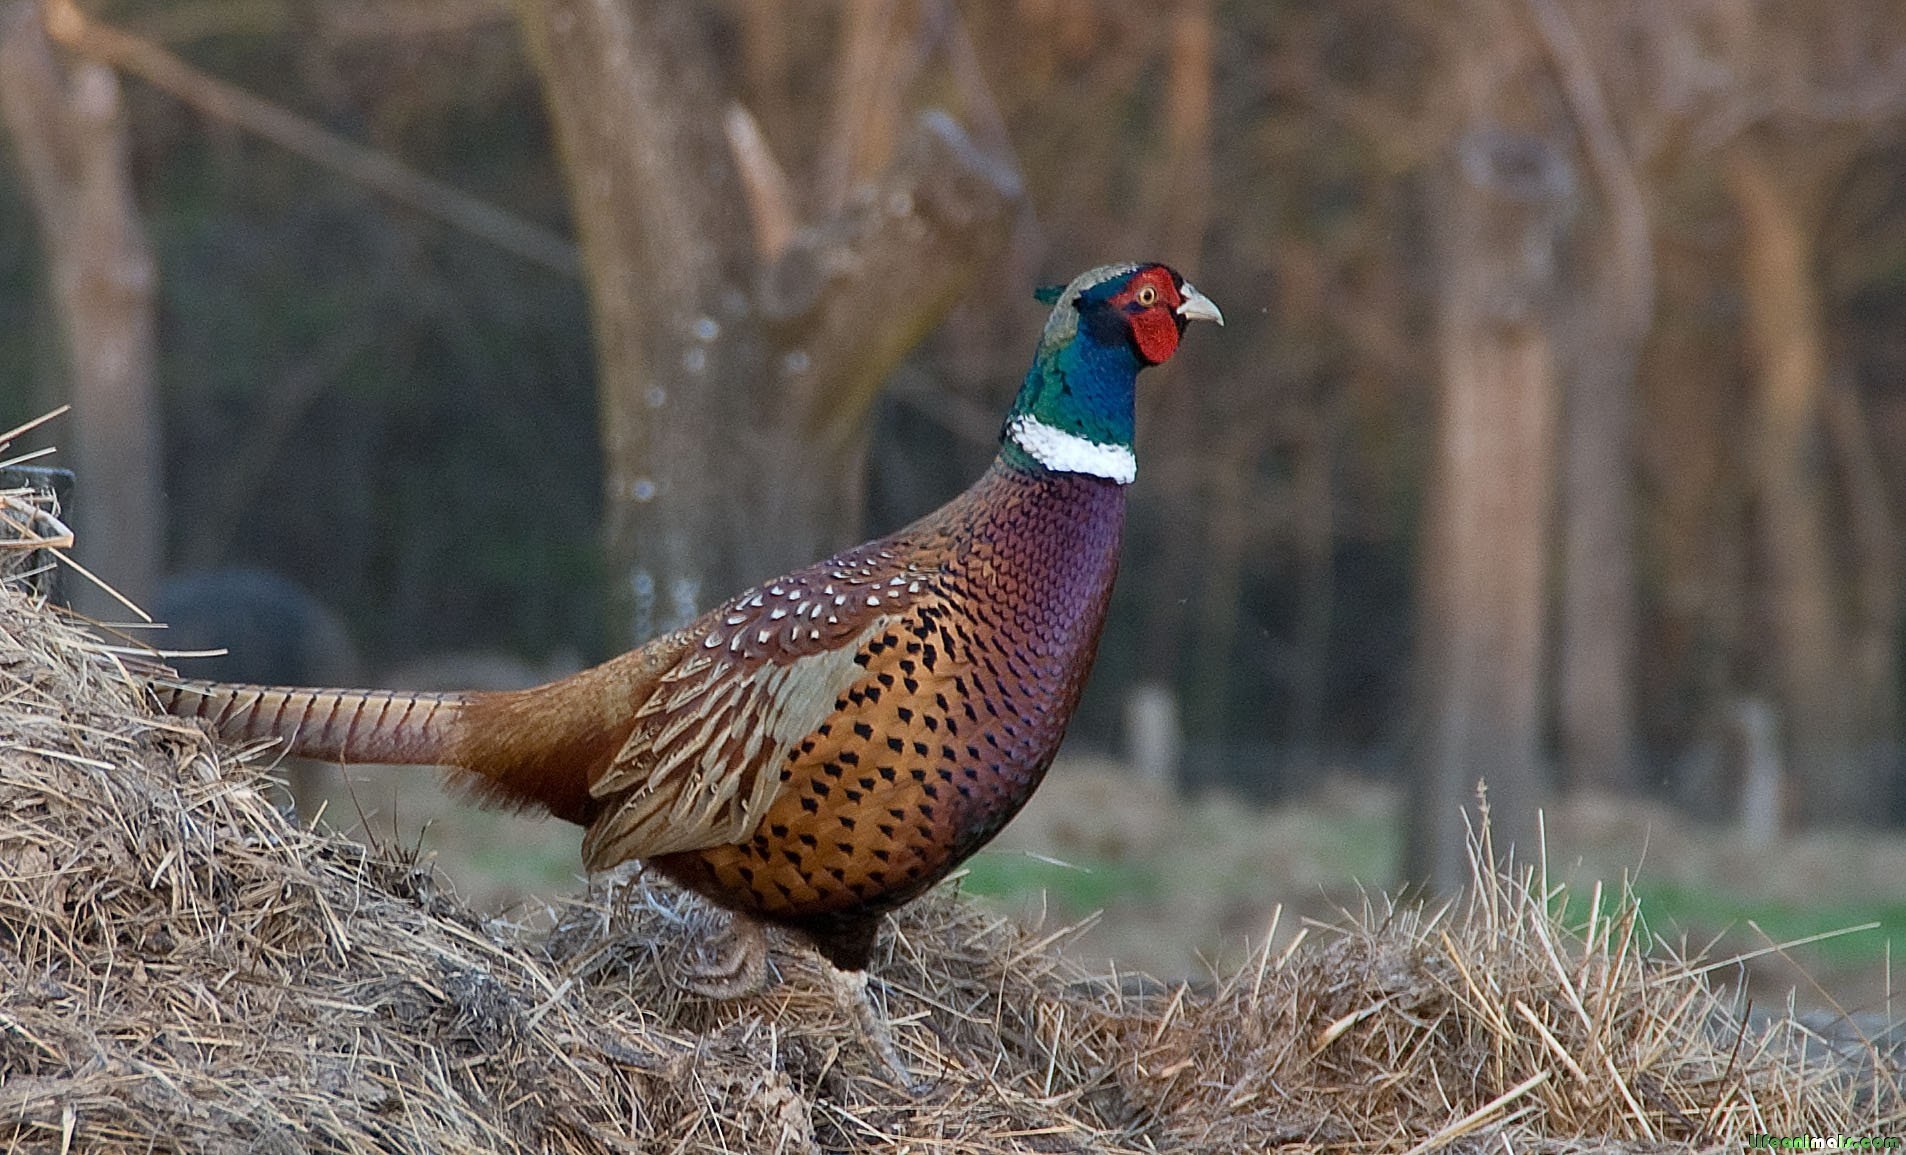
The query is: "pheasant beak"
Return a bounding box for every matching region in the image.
[1175,282,1224,326]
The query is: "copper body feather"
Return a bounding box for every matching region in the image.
[153,260,1224,971]
[154,460,1123,967]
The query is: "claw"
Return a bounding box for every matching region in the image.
[681,913,770,999]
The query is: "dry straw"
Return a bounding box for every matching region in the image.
[0,437,1899,1151]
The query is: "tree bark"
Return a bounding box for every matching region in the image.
[1406,128,1573,893]
[516,0,741,642]
[0,1,160,611]
[1530,0,1651,794]
[1726,135,1888,823]
[1556,288,1642,792]
[1824,376,1902,803]
[516,0,1021,645]
[1159,0,1212,270]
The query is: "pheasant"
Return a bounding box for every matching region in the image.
[151,261,1221,1076]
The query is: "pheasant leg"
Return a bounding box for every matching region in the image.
[826,964,921,1090]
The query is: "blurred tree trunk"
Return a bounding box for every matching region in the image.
[1138,0,1219,745]
[1642,259,1752,823]
[1824,375,1904,810]
[516,0,1021,645]
[1406,128,1574,892]
[1288,407,1336,762]
[1555,253,1644,792]
[1159,0,1212,270]
[1531,0,1650,794]
[1725,133,1893,823]
[819,0,920,217]
[1593,0,1906,822]
[0,2,160,611]
[1184,424,1269,742]
[516,0,737,643]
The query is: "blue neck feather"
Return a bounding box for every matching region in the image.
[999,329,1141,475]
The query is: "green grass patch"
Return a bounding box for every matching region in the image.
[1561,880,1906,968]
[959,851,1164,911]
[463,842,580,889]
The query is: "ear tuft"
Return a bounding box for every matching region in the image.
[1032,283,1067,306]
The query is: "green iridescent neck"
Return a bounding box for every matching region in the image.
[999,308,1142,482]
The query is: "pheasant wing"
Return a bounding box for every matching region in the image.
[580,559,929,866]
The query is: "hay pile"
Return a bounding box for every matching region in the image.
[0,488,1898,1150]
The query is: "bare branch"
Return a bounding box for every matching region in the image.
[936,0,1023,188]
[1527,0,1653,327]
[0,2,75,229]
[819,0,927,217]
[44,0,579,275]
[791,109,1023,454]
[724,103,799,263]
[1,0,161,607]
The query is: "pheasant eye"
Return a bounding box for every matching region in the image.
[1135,284,1158,307]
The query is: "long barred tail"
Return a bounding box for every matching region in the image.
[151,679,469,766]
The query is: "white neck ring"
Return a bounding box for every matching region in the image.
[1007,415,1136,484]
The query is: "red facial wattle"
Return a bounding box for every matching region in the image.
[1128,306,1181,365]
[1109,267,1187,365]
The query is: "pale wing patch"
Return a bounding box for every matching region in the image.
[581,618,891,865]
[755,641,869,747]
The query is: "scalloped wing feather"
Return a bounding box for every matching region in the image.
[579,555,932,868]
[580,618,892,864]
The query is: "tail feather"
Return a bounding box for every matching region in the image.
[152,678,467,766]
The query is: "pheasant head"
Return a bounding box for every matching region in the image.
[1003,262,1223,483]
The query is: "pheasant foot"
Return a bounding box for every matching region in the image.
[826,964,924,1091]
[681,911,770,999]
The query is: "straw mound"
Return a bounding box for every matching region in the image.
[1119,878,1905,1153]
[0,490,1898,1151]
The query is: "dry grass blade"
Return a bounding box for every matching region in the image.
[1107,817,1904,1152]
[0,441,1897,1151]
[1398,1069,1550,1155]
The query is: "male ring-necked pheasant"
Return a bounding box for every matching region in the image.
[152,262,1221,1073]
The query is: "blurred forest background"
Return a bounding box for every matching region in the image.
[6,0,1906,993]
